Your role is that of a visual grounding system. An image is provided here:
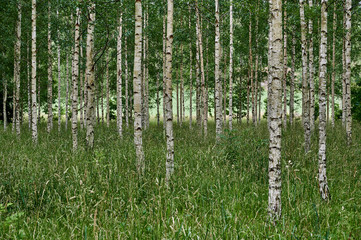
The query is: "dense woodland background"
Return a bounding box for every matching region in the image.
[1,0,361,238]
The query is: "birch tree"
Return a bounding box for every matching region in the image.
[165,0,174,183]
[300,0,310,152]
[215,0,222,140]
[117,11,123,137]
[228,0,233,130]
[14,1,22,136]
[268,0,283,221]
[57,8,61,131]
[47,1,53,133]
[72,7,80,150]
[318,0,330,201]
[134,0,145,174]
[31,0,38,143]
[331,2,336,127]
[86,2,95,148]
[308,0,315,132]
[344,0,352,144]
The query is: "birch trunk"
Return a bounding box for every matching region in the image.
[134,0,145,174]
[72,7,80,150]
[290,32,295,125]
[344,0,352,144]
[189,5,193,129]
[47,1,53,133]
[180,47,184,126]
[248,15,254,125]
[79,36,84,129]
[196,23,201,127]
[268,0,283,221]
[156,71,160,126]
[125,37,129,128]
[31,0,38,143]
[300,0,310,153]
[342,10,346,126]
[331,2,336,127]
[162,11,166,131]
[196,2,207,136]
[318,0,330,201]
[106,53,110,128]
[65,55,69,129]
[57,8,61,131]
[27,43,31,129]
[308,0,315,133]
[165,0,174,183]
[215,0,222,140]
[3,75,7,130]
[117,12,123,136]
[14,1,22,136]
[86,2,95,148]
[228,0,233,130]
[283,0,287,128]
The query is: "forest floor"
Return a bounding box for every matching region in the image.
[0,120,360,239]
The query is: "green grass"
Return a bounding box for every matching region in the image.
[0,120,360,239]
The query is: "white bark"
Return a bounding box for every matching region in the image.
[318,0,330,201]
[189,5,193,129]
[308,0,315,133]
[57,9,61,131]
[117,12,123,136]
[165,0,174,183]
[268,0,283,221]
[31,0,38,143]
[215,0,222,140]
[72,7,80,150]
[14,1,22,136]
[290,32,295,124]
[65,55,69,130]
[283,0,287,128]
[106,52,110,128]
[47,1,53,133]
[300,0,310,152]
[345,0,352,144]
[228,0,233,130]
[134,0,145,174]
[86,3,96,148]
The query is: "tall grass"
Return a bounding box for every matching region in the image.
[0,120,360,239]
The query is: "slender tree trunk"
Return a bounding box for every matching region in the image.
[189,5,193,129]
[308,0,315,133]
[31,0,38,143]
[268,0,283,221]
[342,9,346,126]
[331,2,336,127]
[176,70,179,124]
[196,2,207,136]
[125,37,129,128]
[65,55,69,129]
[72,7,80,150]
[165,0,174,183]
[27,43,31,129]
[3,75,7,130]
[228,0,233,130]
[117,11,123,136]
[79,36,84,129]
[180,47,184,126]
[57,9,61,131]
[145,10,150,129]
[283,0,287,128]
[106,53,110,127]
[267,0,273,128]
[196,22,201,127]
[156,70,160,126]
[101,75,104,124]
[134,0,145,174]
[142,10,146,130]
[162,11,166,131]
[344,0,352,144]
[248,14,254,125]
[14,1,22,136]
[318,0,330,201]
[290,32,295,125]
[215,0,222,141]
[37,79,40,124]
[300,0,310,153]
[47,1,53,133]
[86,2,95,148]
